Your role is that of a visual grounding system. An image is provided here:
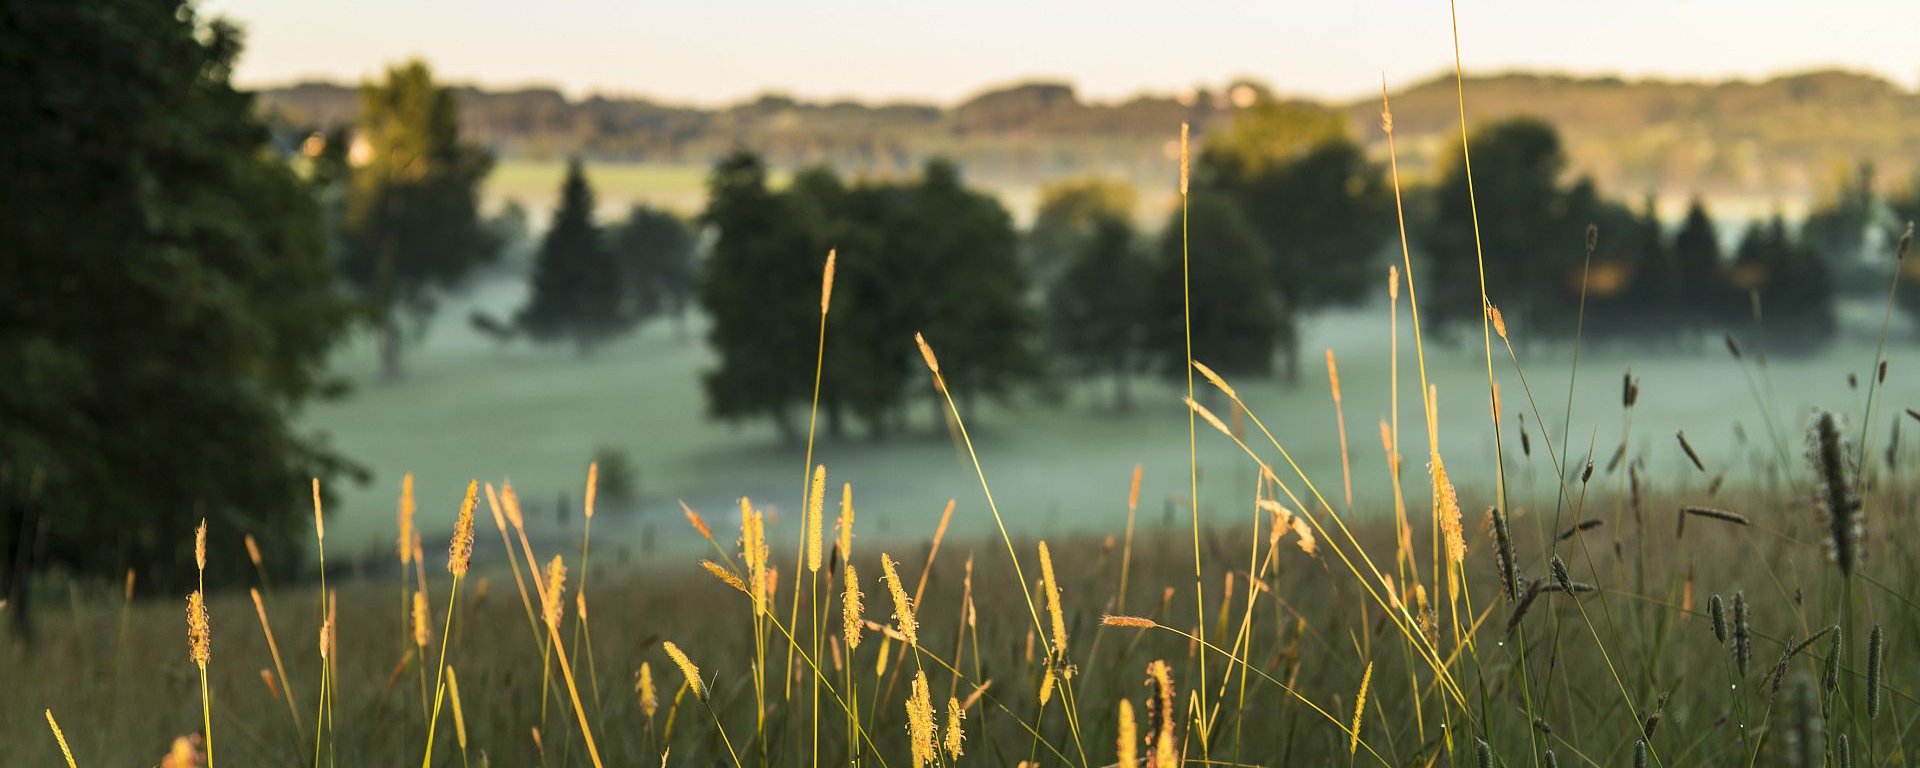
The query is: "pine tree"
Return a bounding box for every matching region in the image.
[1672,198,1731,335]
[515,158,630,353]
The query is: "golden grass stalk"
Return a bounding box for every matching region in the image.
[663,641,704,699]
[195,519,206,573]
[447,665,469,754]
[1119,463,1143,612]
[843,561,864,650]
[881,553,918,646]
[944,696,966,758]
[1327,348,1354,510]
[249,587,303,739]
[46,709,76,768]
[637,662,658,719]
[187,588,213,768]
[906,669,937,766]
[1348,661,1372,755]
[1038,541,1068,659]
[1103,614,1158,628]
[808,465,826,574]
[683,502,715,541]
[1117,698,1137,768]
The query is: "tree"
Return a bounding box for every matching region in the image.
[1424,118,1590,338]
[1202,135,1388,378]
[1025,178,1138,290]
[905,160,1043,411]
[1728,215,1835,351]
[1671,198,1733,335]
[0,0,358,629]
[1802,162,1877,268]
[514,159,632,353]
[1149,192,1282,379]
[698,151,818,439]
[337,60,498,379]
[612,204,698,337]
[1048,215,1154,410]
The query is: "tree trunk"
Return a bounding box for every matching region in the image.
[1282,336,1301,386]
[379,320,404,381]
[5,495,34,640]
[1114,369,1133,413]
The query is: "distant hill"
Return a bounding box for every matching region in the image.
[257,69,1920,208]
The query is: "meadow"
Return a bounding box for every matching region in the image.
[16,237,1920,766]
[16,83,1920,766]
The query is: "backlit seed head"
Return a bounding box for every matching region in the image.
[907,670,937,766]
[842,562,864,651]
[186,590,210,667]
[448,479,477,577]
[881,553,918,646]
[412,590,430,648]
[663,641,703,699]
[636,662,658,719]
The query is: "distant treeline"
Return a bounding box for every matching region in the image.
[261,69,1920,198]
[475,85,1920,438]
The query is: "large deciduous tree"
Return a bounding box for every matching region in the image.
[337,60,498,379]
[0,0,358,630]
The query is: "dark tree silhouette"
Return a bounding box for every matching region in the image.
[0,0,358,630]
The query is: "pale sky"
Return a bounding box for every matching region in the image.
[204,0,1920,105]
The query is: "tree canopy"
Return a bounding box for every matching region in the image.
[336,60,498,378]
[0,0,358,617]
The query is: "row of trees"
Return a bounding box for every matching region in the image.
[695,109,1909,433]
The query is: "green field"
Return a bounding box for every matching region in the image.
[297,273,1918,569]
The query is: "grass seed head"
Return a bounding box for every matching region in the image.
[399,472,416,565]
[412,590,430,648]
[448,479,477,576]
[881,552,918,646]
[663,641,703,699]
[843,561,864,650]
[1117,698,1138,768]
[808,465,826,574]
[194,519,207,573]
[1039,541,1067,658]
[907,669,937,766]
[186,590,210,667]
[542,555,568,629]
[943,696,965,759]
[636,661,658,719]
